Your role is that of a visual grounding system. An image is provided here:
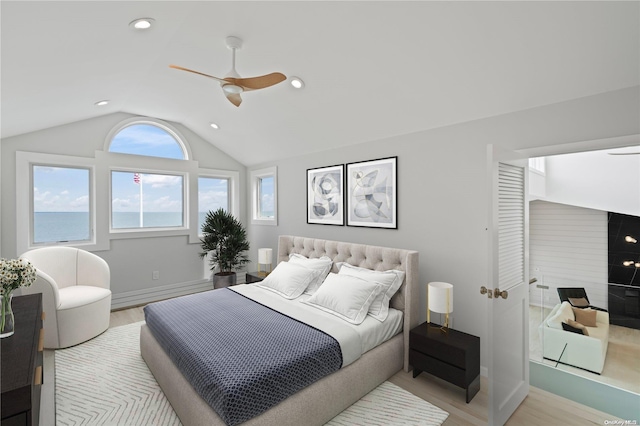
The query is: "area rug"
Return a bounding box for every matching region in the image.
[56,322,449,426]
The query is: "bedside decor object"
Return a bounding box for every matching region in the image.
[0,258,36,338]
[200,208,250,289]
[307,164,344,225]
[258,248,273,276]
[410,322,480,403]
[346,157,397,229]
[428,282,453,332]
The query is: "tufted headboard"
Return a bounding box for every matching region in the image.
[277,235,419,372]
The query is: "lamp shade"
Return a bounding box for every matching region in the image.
[258,248,273,264]
[428,282,453,314]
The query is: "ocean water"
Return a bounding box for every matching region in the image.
[34,212,207,243]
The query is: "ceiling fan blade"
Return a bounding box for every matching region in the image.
[169,64,226,83]
[232,72,287,91]
[608,152,640,155]
[226,92,242,107]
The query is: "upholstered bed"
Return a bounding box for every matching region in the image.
[140,235,419,426]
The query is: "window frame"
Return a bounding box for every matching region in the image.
[16,151,105,253]
[192,168,240,242]
[250,166,277,226]
[98,150,197,240]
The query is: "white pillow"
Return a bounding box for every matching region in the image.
[337,263,405,322]
[303,273,383,325]
[256,261,317,299]
[288,253,333,294]
[546,301,575,330]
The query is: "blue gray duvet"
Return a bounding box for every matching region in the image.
[144,288,343,426]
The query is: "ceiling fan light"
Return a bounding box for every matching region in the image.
[222,84,243,94]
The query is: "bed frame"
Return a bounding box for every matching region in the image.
[140,235,419,426]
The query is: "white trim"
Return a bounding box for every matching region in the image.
[191,168,240,244]
[103,116,193,161]
[15,151,109,254]
[250,166,278,226]
[96,151,198,239]
[110,278,212,310]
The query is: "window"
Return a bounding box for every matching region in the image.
[529,157,546,175]
[198,177,230,234]
[258,176,275,218]
[111,171,184,230]
[32,165,91,244]
[251,166,277,226]
[108,123,186,160]
[16,151,101,254]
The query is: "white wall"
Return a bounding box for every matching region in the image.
[529,200,608,309]
[1,112,247,307]
[543,149,640,216]
[246,86,640,369]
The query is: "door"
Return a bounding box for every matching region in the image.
[486,145,529,425]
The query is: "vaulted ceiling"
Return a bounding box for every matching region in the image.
[2,1,638,166]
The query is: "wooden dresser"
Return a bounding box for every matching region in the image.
[1,294,44,425]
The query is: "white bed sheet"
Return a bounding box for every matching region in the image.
[230,284,403,367]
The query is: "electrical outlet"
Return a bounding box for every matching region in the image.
[152,271,160,280]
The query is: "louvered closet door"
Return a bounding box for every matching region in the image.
[487,146,529,426]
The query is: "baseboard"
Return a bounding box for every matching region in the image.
[111,272,249,310]
[111,279,213,310]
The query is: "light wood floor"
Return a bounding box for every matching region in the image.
[111,307,621,426]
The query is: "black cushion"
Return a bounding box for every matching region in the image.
[562,322,585,335]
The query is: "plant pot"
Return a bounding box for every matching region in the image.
[213,272,237,289]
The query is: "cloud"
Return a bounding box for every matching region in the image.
[142,174,182,188]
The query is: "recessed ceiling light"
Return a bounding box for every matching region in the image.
[94,100,109,106]
[129,18,154,30]
[210,123,219,130]
[290,77,305,89]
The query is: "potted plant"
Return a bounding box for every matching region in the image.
[200,208,250,289]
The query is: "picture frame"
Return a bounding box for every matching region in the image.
[307,164,345,225]
[346,157,397,229]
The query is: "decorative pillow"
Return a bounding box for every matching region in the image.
[288,254,333,294]
[572,307,597,327]
[336,263,405,322]
[562,321,588,336]
[568,297,589,308]
[256,261,318,299]
[566,319,589,336]
[302,273,383,325]
[546,302,575,330]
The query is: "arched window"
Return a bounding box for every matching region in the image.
[108,122,187,160]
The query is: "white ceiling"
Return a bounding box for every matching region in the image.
[2,1,638,166]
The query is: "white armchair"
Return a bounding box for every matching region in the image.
[18,247,111,349]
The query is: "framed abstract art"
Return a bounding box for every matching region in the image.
[346,157,397,229]
[307,164,344,225]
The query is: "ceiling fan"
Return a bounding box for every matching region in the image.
[170,36,286,107]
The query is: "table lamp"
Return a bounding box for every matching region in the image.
[258,248,273,277]
[428,282,453,332]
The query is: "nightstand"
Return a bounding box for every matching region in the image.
[245,271,268,284]
[409,322,480,403]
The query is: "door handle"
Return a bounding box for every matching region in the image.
[480,286,493,298]
[494,288,508,299]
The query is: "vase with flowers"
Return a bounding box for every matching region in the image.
[1,258,37,338]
